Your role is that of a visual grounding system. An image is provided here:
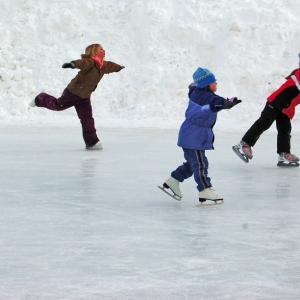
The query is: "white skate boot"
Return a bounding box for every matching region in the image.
[158,177,182,201]
[232,140,253,163]
[29,98,36,107]
[277,152,299,167]
[198,188,223,205]
[86,142,103,151]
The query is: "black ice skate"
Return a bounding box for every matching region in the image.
[277,152,299,167]
[158,177,182,201]
[232,141,253,163]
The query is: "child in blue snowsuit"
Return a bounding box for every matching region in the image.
[161,68,241,203]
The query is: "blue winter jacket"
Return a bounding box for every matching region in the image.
[177,85,226,150]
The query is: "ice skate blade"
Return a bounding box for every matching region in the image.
[277,162,299,167]
[232,145,249,163]
[158,186,182,201]
[86,146,103,151]
[196,198,224,207]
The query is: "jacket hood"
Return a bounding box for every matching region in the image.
[188,84,213,98]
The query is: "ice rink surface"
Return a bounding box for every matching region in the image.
[0,126,300,300]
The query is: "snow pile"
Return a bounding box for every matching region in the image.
[1,0,300,130]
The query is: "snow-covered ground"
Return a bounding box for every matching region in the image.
[1,0,300,129]
[1,126,300,299]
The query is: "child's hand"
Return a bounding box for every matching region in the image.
[223,97,242,109]
[116,66,125,72]
[62,62,75,69]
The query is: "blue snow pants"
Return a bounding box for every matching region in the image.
[171,148,212,192]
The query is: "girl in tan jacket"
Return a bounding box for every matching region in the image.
[32,43,124,150]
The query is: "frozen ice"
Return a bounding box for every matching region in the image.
[0,126,300,299]
[2,0,300,298]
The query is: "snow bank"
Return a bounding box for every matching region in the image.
[1,0,300,130]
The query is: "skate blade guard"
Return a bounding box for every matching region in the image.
[158,185,182,201]
[232,145,249,163]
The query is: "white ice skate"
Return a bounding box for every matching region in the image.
[29,98,36,107]
[197,188,224,206]
[232,141,253,163]
[277,152,299,167]
[158,177,182,201]
[86,142,103,151]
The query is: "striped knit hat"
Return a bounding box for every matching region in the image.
[193,67,216,88]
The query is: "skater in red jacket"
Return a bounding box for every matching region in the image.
[233,64,300,167]
[31,43,124,150]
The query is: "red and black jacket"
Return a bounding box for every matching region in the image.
[267,68,300,119]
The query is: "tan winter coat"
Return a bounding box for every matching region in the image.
[66,58,123,99]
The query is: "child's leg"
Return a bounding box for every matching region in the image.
[181,149,211,192]
[171,161,193,183]
[276,112,291,153]
[35,89,76,111]
[74,99,99,147]
[242,103,277,146]
[35,93,64,111]
[193,150,211,191]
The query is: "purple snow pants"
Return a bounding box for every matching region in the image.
[35,89,99,147]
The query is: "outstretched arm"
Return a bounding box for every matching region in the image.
[62,59,94,71]
[190,88,241,111]
[189,88,227,112]
[103,61,125,74]
[209,95,226,112]
[208,95,241,111]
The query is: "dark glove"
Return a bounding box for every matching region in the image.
[62,62,75,69]
[223,97,242,109]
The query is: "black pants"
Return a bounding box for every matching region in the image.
[242,103,291,153]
